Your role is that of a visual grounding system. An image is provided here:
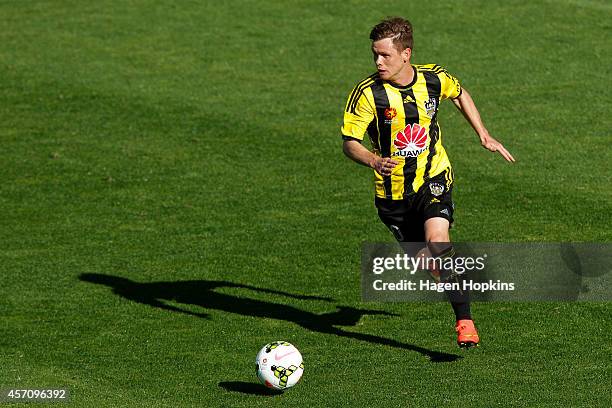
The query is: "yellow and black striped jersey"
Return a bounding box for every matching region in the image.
[341,64,461,200]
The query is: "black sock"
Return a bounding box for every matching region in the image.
[428,243,473,321]
[450,301,472,321]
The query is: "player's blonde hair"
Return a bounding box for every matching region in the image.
[369,17,413,52]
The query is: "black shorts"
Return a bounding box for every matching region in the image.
[376,172,454,242]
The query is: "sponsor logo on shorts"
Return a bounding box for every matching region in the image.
[392,123,427,158]
[429,183,445,196]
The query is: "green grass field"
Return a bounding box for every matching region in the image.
[1,0,611,406]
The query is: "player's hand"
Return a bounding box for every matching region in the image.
[481,135,515,163]
[373,156,398,176]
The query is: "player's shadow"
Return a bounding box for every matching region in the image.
[79,274,460,363]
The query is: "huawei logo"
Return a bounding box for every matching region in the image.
[393,123,428,157]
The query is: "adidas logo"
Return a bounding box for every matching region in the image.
[440,208,450,216]
[403,95,415,103]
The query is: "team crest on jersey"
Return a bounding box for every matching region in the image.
[392,123,428,158]
[429,183,445,196]
[424,97,438,118]
[384,107,397,119]
[384,107,397,124]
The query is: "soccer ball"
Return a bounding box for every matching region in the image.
[255,341,304,390]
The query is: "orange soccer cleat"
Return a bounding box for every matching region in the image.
[455,319,480,348]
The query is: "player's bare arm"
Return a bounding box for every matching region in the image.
[342,139,398,176]
[451,89,515,163]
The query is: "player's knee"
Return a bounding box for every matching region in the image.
[424,217,450,243]
[425,229,449,243]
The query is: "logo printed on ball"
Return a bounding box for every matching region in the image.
[275,350,296,361]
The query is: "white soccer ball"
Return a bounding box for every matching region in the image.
[255,341,304,391]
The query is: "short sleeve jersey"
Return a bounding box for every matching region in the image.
[341,64,461,200]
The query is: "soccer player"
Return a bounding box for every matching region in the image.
[341,17,514,348]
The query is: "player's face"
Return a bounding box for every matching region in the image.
[372,38,411,84]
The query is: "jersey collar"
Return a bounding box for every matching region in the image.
[385,65,418,90]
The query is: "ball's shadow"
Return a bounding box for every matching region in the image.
[218,381,283,396]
